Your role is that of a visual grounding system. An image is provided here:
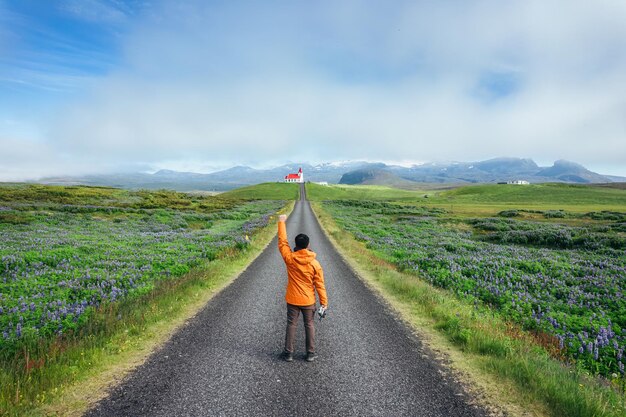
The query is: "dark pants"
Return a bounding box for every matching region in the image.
[284,303,316,354]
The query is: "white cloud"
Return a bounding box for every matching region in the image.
[3,0,626,179]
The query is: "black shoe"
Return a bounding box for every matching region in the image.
[305,352,317,362]
[281,350,293,362]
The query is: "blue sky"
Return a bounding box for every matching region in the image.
[1,0,625,180]
[1,1,132,98]
[0,1,137,151]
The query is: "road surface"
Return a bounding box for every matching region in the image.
[87,184,486,417]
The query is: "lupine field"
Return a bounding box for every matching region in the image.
[320,199,626,379]
[0,185,286,354]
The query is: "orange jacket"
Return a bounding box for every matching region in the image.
[278,221,328,307]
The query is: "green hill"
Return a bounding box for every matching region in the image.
[305,181,626,214]
[306,183,421,201]
[338,168,418,188]
[219,183,300,200]
[436,183,626,206]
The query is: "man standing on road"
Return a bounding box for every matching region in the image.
[278,214,328,362]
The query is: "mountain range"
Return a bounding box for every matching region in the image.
[39,158,625,191]
[340,158,623,187]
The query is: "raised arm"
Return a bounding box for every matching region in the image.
[277,215,292,264]
[312,261,328,307]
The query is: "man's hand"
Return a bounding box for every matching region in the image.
[279,214,287,222]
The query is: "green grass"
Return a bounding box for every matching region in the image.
[307,182,626,215]
[219,182,300,200]
[0,183,129,205]
[306,183,422,201]
[312,201,626,417]
[0,183,240,212]
[434,183,626,208]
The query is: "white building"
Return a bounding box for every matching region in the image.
[284,167,304,183]
[507,180,530,185]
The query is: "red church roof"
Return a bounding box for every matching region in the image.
[285,167,303,179]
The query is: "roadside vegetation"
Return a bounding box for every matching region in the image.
[308,182,626,417]
[0,184,294,416]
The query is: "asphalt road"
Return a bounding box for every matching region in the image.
[87,184,487,417]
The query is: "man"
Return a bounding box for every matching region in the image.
[278,214,328,362]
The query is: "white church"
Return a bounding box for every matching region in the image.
[284,167,304,183]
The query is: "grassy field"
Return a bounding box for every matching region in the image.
[435,183,626,210]
[219,182,300,200]
[306,183,421,201]
[307,182,626,213]
[0,183,293,415]
[308,182,626,417]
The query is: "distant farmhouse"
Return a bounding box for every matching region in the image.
[284,167,304,183]
[507,180,530,185]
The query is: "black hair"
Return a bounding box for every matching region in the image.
[294,233,309,251]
